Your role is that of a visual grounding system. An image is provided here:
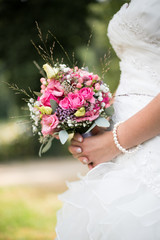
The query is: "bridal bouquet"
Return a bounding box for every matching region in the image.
[27,63,113,156]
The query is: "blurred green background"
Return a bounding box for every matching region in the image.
[0,0,128,239]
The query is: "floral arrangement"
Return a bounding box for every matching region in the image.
[27,62,113,156]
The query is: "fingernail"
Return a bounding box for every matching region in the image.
[82,158,88,164]
[76,148,82,153]
[78,137,82,142]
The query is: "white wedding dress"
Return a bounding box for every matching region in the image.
[55,0,160,239]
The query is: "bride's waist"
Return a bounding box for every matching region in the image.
[113,91,154,122]
[118,71,160,97]
[119,55,160,96]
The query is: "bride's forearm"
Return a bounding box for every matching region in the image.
[117,93,160,149]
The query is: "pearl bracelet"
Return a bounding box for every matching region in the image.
[112,121,140,154]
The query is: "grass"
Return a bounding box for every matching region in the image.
[0,186,63,240]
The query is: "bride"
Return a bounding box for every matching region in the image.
[55,0,160,239]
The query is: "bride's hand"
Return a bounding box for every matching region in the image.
[68,127,121,169]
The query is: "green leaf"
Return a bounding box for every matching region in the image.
[50,99,58,113]
[39,143,44,157]
[39,137,54,157]
[59,130,69,144]
[34,91,42,97]
[85,122,96,133]
[104,105,114,116]
[95,117,110,128]
[83,66,89,72]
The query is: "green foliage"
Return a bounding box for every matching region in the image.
[0,0,129,160]
[0,186,62,239]
[0,0,96,105]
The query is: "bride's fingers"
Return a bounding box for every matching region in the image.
[72,133,83,143]
[68,145,82,155]
[78,156,90,165]
[70,139,82,146]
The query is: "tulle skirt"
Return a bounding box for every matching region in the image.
[55,95,160,240]
[55,137,160,240]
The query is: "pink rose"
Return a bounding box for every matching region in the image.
[78,77,83,84]
[95,83,100,90]
[40,90,59,107]
[68,93,84,109]
[41,114,59,136]
[47,80,64,97]
[74,89,79,94]
[79,87,95,104]
[41,85,46,90]
[102,94,110,108]
[76,109,99,122]
[93,74,99,80]
[85,80,92,86]
[76,83,82,88]
[59,97,71,109]
[82,75,90,81]
[40,77,46,83]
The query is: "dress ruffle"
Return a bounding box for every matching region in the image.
[55,162,160,240]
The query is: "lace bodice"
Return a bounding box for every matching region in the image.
[108,0,160,59]
[107,0,160,197]
[107,0,160,97]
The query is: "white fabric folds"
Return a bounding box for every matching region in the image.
[55,0,160,239]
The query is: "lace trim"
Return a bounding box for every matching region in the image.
[108,3,160,56]
[118,17,160,47]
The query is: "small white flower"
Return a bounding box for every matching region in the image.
[100,85,105,91]
[31,115,36,120]
[29,98,34,104]
[34,101,40,107]
[63,67,70,73]
[98,96,103,101]
[28,102,32,108]
[108,93,112,98]
[34,110,40,116]
[29,106,34,112]
[66,75,71,80]
[103,86,109,93]
[101,102,105,107]
[35,121,39,126]
[60,64,66,68]
[32,125,37,133]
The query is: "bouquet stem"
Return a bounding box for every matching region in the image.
[81,131,93,138]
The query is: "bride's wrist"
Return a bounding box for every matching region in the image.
[104,131,121,156]
[114,121,139,151]
[116,122,130,149]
